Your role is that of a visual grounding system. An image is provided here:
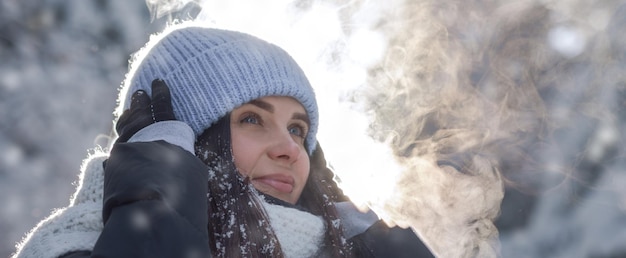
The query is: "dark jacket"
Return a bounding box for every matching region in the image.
[62,141,434,258]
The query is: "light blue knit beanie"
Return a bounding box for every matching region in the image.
[117,23,318,154]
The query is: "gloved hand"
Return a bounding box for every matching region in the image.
[115,79,176,143]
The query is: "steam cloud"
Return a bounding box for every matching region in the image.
[362,0,625,257]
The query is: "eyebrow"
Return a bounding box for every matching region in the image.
[249,99,274,112]
[248,99,310,126]
[292,113,311,127]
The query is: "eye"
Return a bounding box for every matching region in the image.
[288,123,308,139]
[240,113,262,125]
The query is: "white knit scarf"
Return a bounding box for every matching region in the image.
[262,200,326,258]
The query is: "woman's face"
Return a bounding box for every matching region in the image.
[230,96,311,204]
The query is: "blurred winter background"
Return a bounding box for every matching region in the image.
[1,0,625,257]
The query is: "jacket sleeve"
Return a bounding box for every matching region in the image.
[337,202,434,258]
[350,221,435,258]
[87,140,210,258]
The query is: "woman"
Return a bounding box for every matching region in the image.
[13,22,433,257]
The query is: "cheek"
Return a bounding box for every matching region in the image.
[296,154,311,185]
[231,130,255,175]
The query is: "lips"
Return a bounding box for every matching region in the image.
[252,174,294,193]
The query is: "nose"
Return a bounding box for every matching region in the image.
[267,130,302,163]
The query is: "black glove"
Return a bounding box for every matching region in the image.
[115,79,176,143]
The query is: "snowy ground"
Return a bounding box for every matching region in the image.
[1,1,625,257]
